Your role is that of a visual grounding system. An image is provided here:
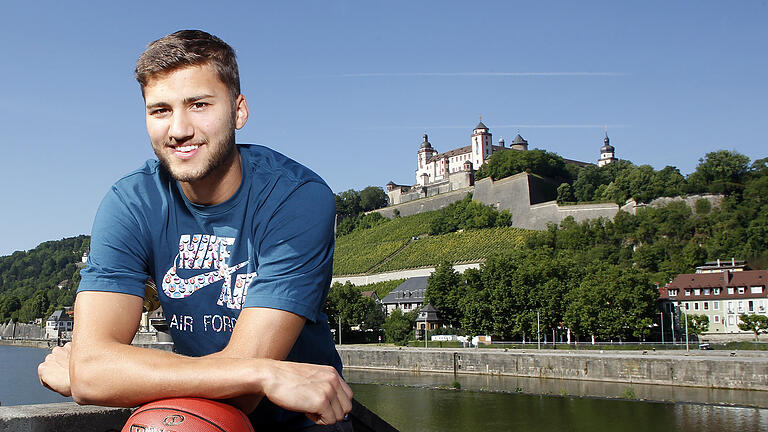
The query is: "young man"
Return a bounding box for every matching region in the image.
[37,30,353,431]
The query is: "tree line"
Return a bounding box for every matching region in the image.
[0,235,89,323]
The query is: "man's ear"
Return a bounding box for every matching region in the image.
[234,94,249,130]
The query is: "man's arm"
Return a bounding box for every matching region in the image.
[38,291,351,425]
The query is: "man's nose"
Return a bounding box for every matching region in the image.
[169,111,194,142]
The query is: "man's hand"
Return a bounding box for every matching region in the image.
[38,342,73,397]
[260,361,353,425]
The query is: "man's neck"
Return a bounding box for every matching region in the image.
[179,149,242,206]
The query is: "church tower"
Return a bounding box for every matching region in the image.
[416,133,437,185]
[471,121,492,168]
[597,133,617,167]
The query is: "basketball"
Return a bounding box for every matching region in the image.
[122,397,254,432]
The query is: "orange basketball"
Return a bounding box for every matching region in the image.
[122,397,254,432]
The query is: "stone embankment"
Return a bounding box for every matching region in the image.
[337,346,768,391]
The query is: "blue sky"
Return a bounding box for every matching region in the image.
[1,1,766,256]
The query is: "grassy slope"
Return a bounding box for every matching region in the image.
[333,211,532,275]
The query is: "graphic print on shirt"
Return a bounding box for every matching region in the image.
[162,234,257,310]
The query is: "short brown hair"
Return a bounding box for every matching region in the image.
[135,30,240,98]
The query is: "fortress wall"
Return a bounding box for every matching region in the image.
[524,202,621,230]
[473,173,533,228]
[380,174,717,231]
[375,187,473,218]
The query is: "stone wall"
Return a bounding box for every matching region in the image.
[337,346,768,391]
[0,403,131,432]
[0,321,44,340]
[376,187,473,219]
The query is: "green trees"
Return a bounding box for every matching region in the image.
[334,187,389,236]
[738,314,768,341]
[565,266,657,341]
[382,309,416,344]
[685,314,710,336]
[475,149,571,182]
[425,262,464,327]
[429,194,512,235]
[326,282,385,332]
[0,235,89,322]
[687,150,750,194]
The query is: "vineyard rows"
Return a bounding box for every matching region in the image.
[375,227,531,272]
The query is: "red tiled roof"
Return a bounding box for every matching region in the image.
[661,270,768,301]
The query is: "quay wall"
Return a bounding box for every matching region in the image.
[337,346,768,391]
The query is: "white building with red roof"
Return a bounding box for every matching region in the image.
[660,267,768,337]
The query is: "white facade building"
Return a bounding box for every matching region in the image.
[416,122,509,186]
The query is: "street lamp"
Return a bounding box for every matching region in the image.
[679,303,689,352]
[659,311,664,345]
[537,309,541,350]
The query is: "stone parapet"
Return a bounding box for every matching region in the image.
[337,346,768,391]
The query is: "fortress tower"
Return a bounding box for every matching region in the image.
[597,133,617,167]
[471,121,493,169]
[416,134,438,185]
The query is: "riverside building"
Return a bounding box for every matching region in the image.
[659,260,768,340]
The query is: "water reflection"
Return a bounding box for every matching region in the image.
[345,368,768,408]
[350,382,768,432]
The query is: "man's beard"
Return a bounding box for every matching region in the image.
[154,130,237,183]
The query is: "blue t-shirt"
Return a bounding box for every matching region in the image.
[79,144,341,428]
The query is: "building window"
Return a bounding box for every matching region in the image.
[728,301,734,313]
[714,301,719,310]
[694,302,699,310]
[738,287,746,294]
[728,287,734,295]
[685,303,690,310]
[714,315,720,323]
[750,286,764,294]
[728,316,735,325]
[738,301,744,312]
[714,288,721,295]
[704,302,709,310]
[703,288,710,295]
[749,301,754,312]
[669,289,678,297]
[685,290,690,296]
[694,289,700,296]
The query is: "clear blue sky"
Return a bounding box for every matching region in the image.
[1,1,766,256]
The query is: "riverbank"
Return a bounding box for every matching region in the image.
[337,346,768,392]
[0,338,57,349]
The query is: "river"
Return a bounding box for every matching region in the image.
[2,346,766,431]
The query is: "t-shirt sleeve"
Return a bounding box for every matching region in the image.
[243,181,335,322]
[78,187,151,298]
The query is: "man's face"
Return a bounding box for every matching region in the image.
[143,64,247,183]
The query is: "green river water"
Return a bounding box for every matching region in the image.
[2,346,766,431]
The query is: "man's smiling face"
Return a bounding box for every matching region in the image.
[143,64,247,183]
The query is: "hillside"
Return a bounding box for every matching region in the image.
[0,235,89,322]
[333,210,531,275]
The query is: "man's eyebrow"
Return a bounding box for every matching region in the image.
[145,95,215,110]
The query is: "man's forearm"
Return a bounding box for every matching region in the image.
[70,341,265,406]
[69,339,351,424]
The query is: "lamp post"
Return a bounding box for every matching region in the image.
[338,316,342,346]
[681,305,689,352]
[659,311,664,345]
[537,309,541,350]
[424,310,428,349]
[670,307,675,345]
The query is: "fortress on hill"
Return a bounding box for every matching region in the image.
[378,122,630,230]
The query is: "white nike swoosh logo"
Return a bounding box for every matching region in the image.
[161,254,248,299]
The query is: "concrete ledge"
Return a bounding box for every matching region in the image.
[0,403,131,432]
[337,346,768,391]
